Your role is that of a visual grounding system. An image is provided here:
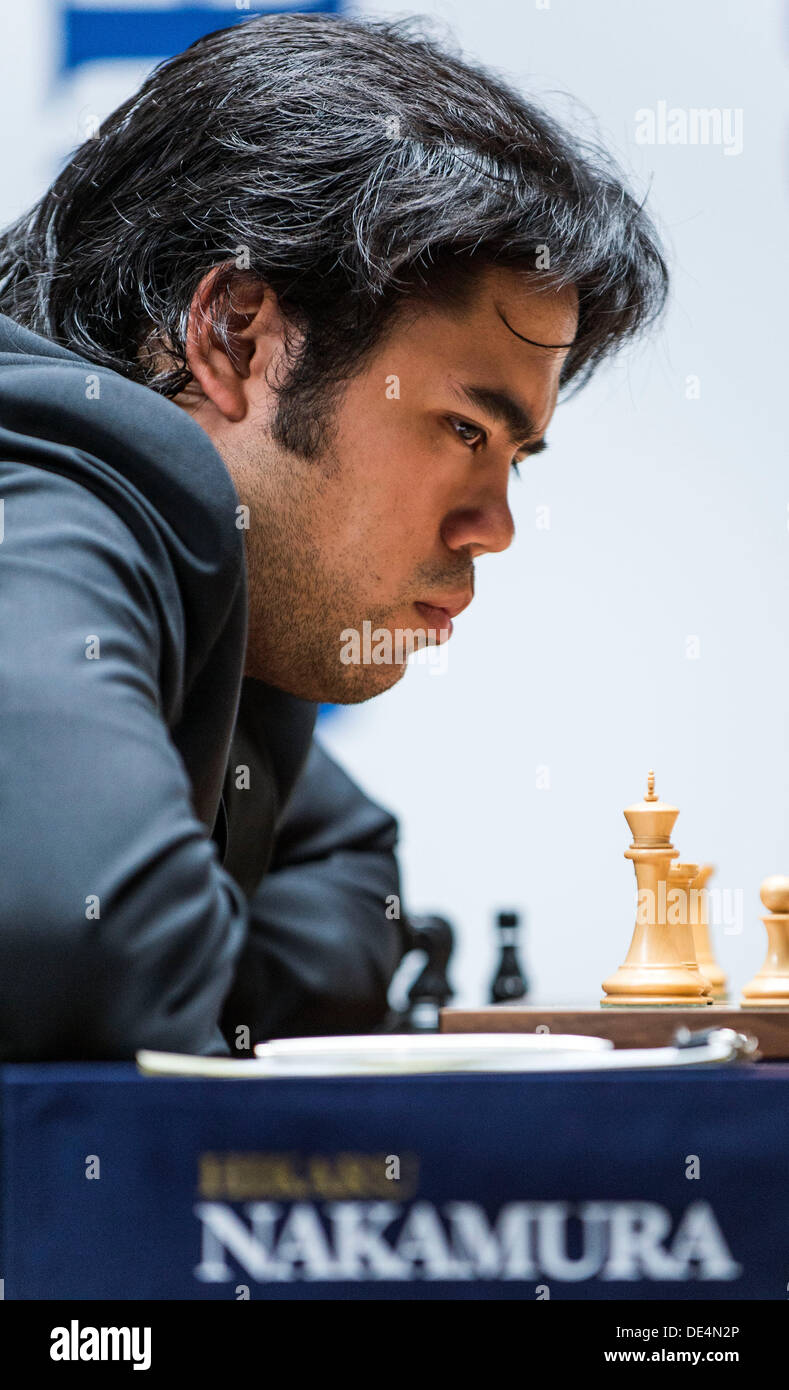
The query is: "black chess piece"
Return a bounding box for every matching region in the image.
[489,910,529,1003]
[399,914,455,1032]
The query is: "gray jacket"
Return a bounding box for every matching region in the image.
[0,315,403,1060]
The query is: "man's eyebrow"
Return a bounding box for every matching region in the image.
[449,381,547,452]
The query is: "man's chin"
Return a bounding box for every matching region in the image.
[327,657,410,704]
[245,653,409,704]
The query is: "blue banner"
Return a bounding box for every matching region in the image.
[2,1063,787,1298]
[61,3,343,74]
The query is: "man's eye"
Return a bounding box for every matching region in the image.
[450,417,486,449]
[450,417,522,476]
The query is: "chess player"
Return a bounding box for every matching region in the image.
[0,14,667,1058]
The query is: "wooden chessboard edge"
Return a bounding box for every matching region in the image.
[439,1005,789,1058]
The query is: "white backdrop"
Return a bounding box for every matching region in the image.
[2,0,787,1007]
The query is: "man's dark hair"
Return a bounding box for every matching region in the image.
[0,12,668,457]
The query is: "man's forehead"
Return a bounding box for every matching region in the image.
[438,271,577,428]
[485,266,579,348]
[415,264,579,365]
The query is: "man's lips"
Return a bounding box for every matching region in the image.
[413,592,473,637]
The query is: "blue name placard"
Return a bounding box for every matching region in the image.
[1,1064,787,1299]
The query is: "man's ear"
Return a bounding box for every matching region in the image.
[183,268,290,423]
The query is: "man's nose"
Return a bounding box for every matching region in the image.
[440,498,515,558]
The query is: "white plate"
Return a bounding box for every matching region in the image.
[252,1032,613,1074]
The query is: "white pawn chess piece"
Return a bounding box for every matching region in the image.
[741,876,789,1007]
